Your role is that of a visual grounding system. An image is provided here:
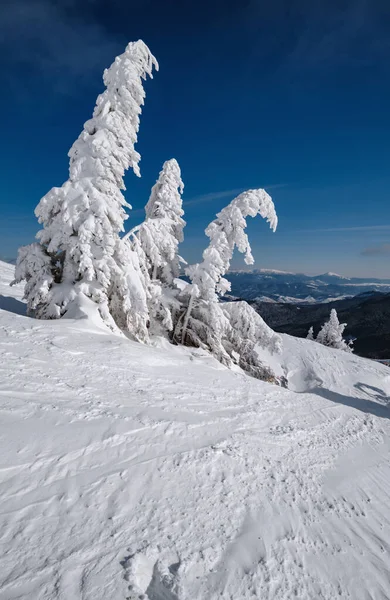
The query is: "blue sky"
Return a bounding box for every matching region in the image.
[0,0,389,277]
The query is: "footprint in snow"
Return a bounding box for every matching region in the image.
[269,424,294,435]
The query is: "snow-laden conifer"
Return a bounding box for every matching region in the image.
[307,326,314,341]
[125,158,185,334]
[174,189,279,377]
[316,308,353,352]
[135,159,185,283]
[13,41,158,338]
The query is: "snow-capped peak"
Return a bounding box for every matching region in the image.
[318,272,350,280]
[258,268,296,275]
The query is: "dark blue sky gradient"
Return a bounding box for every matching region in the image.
[1,0,389,276]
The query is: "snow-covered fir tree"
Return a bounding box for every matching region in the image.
[307,326,314,340]
[174,188,281,379]
[124,158,185,335]
[316,308,353,352]
[13,40,158,340]
[133,159,185,283]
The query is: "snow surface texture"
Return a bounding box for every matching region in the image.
[1,260,390,599]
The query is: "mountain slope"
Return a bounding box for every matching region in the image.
[1,261,390,599]
[251,292,390,359]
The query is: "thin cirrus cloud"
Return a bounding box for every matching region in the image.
[183,188,246,207]
[184,183,287,207]
[127,183,286,219]
[298,225,390,233]
[361,243,390,256]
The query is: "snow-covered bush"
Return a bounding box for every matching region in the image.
[222,301,282,382]
[12,243,54,317]
[306,326,314,341]
[126,159,185,335]
[315,309,353,352]
[174,188,280,380]
[13,40,158,339]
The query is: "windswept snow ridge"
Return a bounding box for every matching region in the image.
[1,260,390,599]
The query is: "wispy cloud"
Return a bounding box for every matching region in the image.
[361,243,390,256]
[123,183,287,231]
[184,183,287,207]
[183,188,245,207]
[298,225,390,233]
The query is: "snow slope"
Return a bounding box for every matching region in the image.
[1,260,390,600]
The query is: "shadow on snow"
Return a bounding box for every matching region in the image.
[0,295,26,316]
[310,384,390,420]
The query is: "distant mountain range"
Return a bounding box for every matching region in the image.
[248,291,390,359]
[225,270,390,359]
[226,269,390,304]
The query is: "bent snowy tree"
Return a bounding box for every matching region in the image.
[174,189,281,379]
[13,40,158,339]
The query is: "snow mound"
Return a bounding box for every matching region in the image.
[1,261,390,600]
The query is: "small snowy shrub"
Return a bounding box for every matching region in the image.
[316,308,353,352]
[12,243,54,317]
[306,326,314,341]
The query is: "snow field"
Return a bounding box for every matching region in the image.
[1,261,390,599]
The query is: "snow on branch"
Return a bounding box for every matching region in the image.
[186,189,277,304]
[175,188,281,382]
